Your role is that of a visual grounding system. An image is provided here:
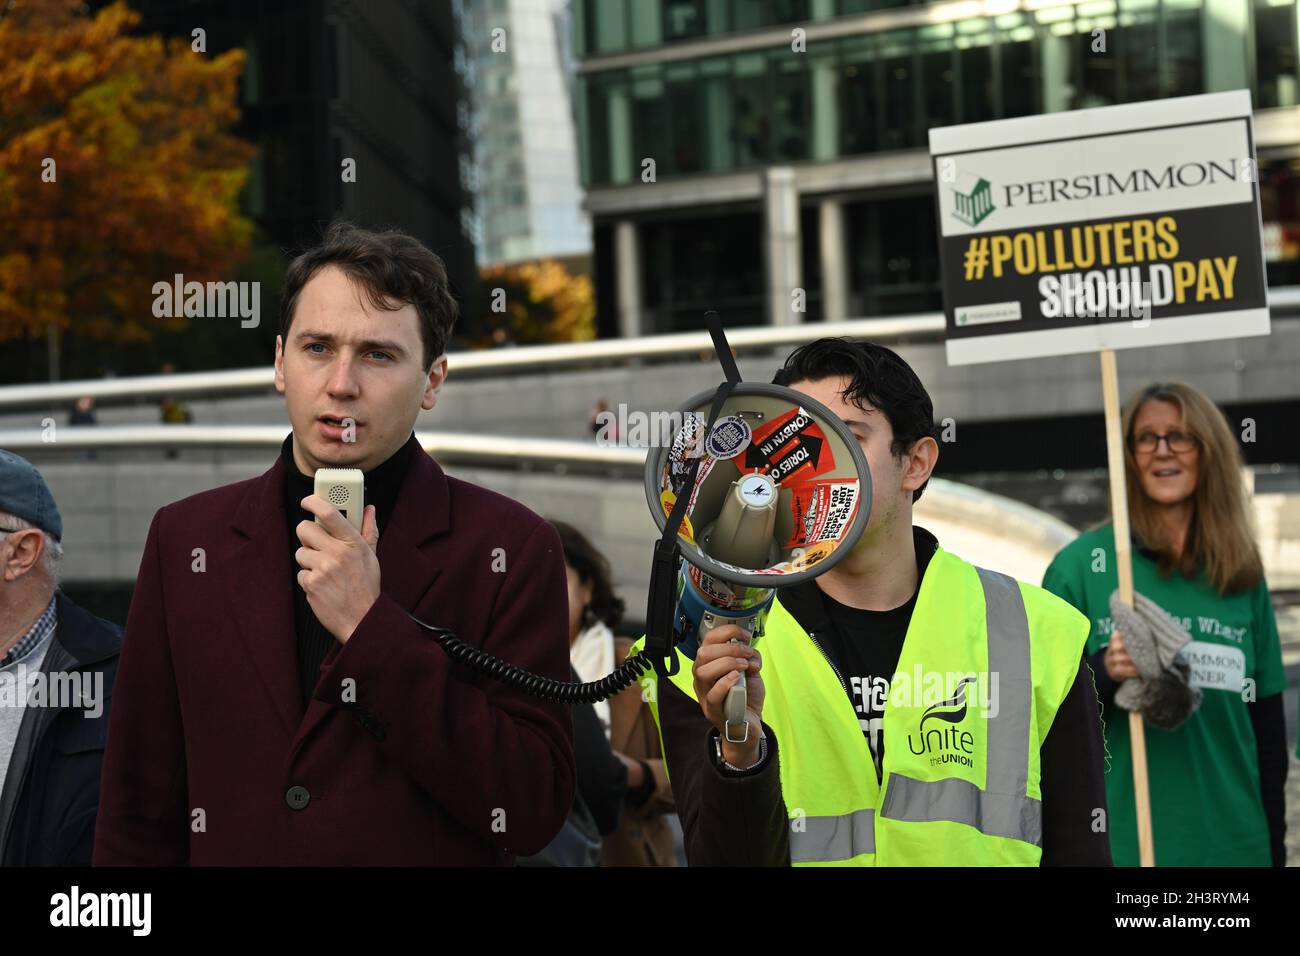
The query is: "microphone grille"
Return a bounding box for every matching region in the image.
[327,484,350,505]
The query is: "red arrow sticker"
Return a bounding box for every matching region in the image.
[740,407,836,485]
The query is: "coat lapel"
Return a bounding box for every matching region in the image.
[290,442,453,747]
[371,446,450,616]
[225,453,302,738]
[228,441,454,742]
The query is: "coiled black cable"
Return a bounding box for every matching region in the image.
[407,612,658,704]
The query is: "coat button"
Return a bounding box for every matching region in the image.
[285,785,311,810]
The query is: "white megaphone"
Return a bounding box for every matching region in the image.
[644,380,873,743]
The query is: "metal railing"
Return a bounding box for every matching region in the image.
[0,423,1082,559]
[5,285,1300,410]
[0,314,947,409]
[0,425,648,471]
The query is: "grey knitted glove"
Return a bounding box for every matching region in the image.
[1108,589,1202,730]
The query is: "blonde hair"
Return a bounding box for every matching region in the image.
[1120,381,1262,595]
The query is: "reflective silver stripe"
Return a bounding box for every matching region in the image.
[878,565,1042,847]
[975,566,1033,804]
[880,774,1042,845]
[789,809,876,863]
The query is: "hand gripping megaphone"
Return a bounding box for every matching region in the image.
[642,315,872,743]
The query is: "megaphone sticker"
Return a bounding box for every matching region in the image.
[658,490,697,545]
[704,415,752,460]
[734,538,838,576]
[786,479,861,549]
[739,407,837,485]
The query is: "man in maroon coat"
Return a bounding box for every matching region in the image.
[94,222,575,865]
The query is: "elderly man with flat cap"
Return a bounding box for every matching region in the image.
[0,449,121,865]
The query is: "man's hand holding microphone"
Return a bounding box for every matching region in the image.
[692,624,765,769]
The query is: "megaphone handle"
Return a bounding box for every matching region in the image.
[723,632,751,744]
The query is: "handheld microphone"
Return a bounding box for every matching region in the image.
[314,468,365,531]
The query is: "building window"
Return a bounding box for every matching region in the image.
[642,211,764,333]
[1256,0,1299,108]
[1164,1,1202,99]
[631,63,670,173]
[1261,158,1300,286]
[957,26,995,123]
[632,0,665,46]
[664,0,707,40]
[879,30,916,149]
[771,50,812,161]
[845,194,941,317]
[732,52,773,164]
[999,27,1041,118]
[591,0,628,53]
[839,35,878,156]
[919,24,956,135]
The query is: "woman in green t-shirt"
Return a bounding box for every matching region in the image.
[1042,381,1288,867]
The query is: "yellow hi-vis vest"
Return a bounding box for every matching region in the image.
[634,545,1090,866]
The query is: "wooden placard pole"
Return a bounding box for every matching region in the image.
[1099,348,1155,867]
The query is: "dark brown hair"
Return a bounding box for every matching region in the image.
[279,220,458,370]
[550,519,625,631]
[772,337,937,502]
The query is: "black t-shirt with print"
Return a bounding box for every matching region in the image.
[813,536,935,783]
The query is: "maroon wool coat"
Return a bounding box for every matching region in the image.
[93,443,575,865]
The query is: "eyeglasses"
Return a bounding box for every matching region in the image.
[1130,430,1197,454]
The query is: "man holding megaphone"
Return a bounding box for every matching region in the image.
[639,338,1111,867]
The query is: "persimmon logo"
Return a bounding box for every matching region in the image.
[952,175,995,227]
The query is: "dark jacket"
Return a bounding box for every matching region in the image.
[94,436,575,865]
[571,666,628,837]
[0,591,122,866]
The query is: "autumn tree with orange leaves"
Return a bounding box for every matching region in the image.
[474,259,596,346]
[0,0,255,374]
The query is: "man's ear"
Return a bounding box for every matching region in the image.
[903,436,940,496]
[1,530,43,583]
[422,356,449,410]
[274,335,286,394]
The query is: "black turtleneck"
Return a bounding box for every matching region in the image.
[282,432,417,713]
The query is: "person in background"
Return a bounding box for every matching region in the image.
[69,396,96,426]
[553,520,677,866]
[158,361,193,425]
[1043,381,1288,866]
[69,396,98,462]
[590,398,618,443]
[157,361,191,461]
[0,450,121,866]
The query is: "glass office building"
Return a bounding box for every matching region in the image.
[461,0,592,265]
[572,0,1300,335]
